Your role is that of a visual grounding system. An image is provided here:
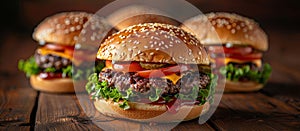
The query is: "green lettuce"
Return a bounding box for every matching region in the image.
[220,63,272,84]
[18,57,104,80]
[85,73,130,109]
[86,72,217,109]
[18,57,40,77]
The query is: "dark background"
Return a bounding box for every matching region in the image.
[2,0,299,32]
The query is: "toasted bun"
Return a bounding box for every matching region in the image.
[97,23,209,65]
[111,14,180,31]
[33,12,92,46]
[30,75,85,93]
[94,99,210,122]
[107,5,180,31]
[224,80,263,92]
[181,12,268,51]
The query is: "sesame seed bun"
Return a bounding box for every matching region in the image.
[181,12,268,51]
[111,14,180,31]
[33,12,92,46]
[107,5,180,31]
[97,23,210,65]
[30,75,86,93]
[94,99,210,122]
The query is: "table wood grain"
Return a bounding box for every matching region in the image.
[0,28,299,130]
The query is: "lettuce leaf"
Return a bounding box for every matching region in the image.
[86,73,130,110]
[86,72,218,109]
[18,57,41,77]
[18,57,105,80]
[220,63,272,84]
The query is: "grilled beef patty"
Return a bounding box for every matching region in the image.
[98,69,210,96]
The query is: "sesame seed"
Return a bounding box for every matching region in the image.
[74,17,79,23]
[150,52,154,55]
[76,25,81,30]
[156,48,159,51]
[90,36,95,41]
[154,37,160,40]
[133,46,137,49]
[150,44,154,48]
[231,29,236,34]
[56,24,61,29]
[70,26,75,32]
[65,19,70,25]
[144,46,148,49]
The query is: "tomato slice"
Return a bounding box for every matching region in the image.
[223,46,253,55]
[112,62,144,72]
[44,43,74,52]
[105,60,113,69]
[227,52,262,61]
[213,58,225,67]
[206,46,224,54]
[207,46,252,55]
[137,65,190,78]
[65,48,74,57]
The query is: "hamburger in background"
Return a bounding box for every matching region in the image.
[106,5,181,31]
[18,12,104,93]
[85,23,217,122]
[182,12,272,92]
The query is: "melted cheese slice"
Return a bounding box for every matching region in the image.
[162,73,181,85]
[224,58,262,67]
[37,47,82,65]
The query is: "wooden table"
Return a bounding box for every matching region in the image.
[1,28,300,130]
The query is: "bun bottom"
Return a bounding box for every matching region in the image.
[224,80,263,92]
[94,99,210,123]
[30,75,80,93]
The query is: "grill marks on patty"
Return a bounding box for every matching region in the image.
[98,69,210,96]
[35,52,72,70]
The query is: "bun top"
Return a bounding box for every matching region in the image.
[112,14,180,31]
[182,12,268,51]
[33,12,92,46]
[97,23,209,65]
[107,5,180,31]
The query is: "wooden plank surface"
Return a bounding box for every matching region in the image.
[40,92,215,131]
[35,93,102,130]
[0,74,37,130]
[209,93,300,130]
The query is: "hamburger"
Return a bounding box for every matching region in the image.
[107,5,180,31]
[182,12,271,92]
[85,23,217,122]
[18,12,100,93]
